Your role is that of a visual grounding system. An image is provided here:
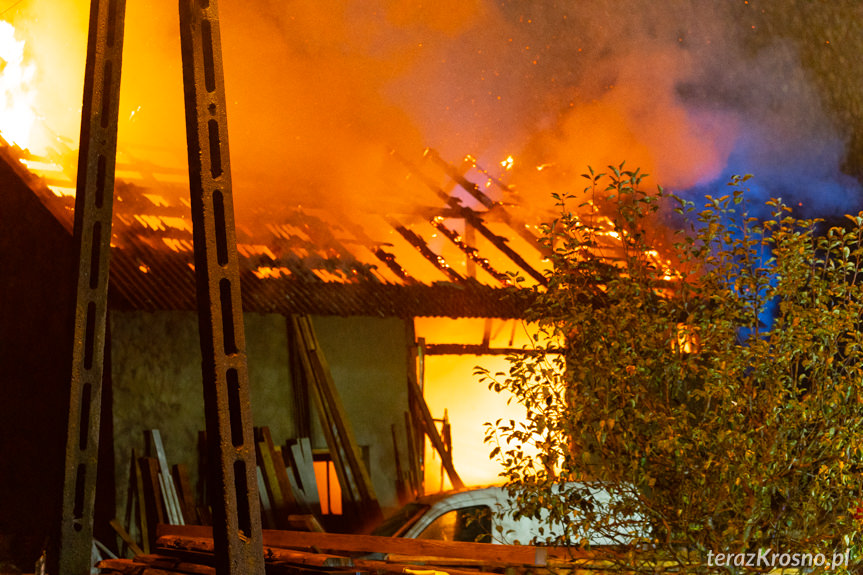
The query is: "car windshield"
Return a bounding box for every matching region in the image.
[417,505,492,543]
[371,502,429,537]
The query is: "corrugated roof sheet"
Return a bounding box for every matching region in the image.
[4,142,546,318]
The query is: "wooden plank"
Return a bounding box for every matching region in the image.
[110,518,144,557]
[405,320,424,497]
[256,438,287,526]
[139,456,165,550]
[260,427,298,514]
[256,465,276,529]
[309,347,377,511]
[391,424,408,505]
[147,430,184,525]
[300,315,380,517]
[122,450,139,557]
[384,554,500,565]
[292,316,357,511]
[354,558,503,575]
[98,555,216,575]
[97,558,170,575]
[286,316,312,439]
[134,452,150,555]
[268,563,363,575]
[282,462,307,515]
[156,535,354,567]
[290,318,350,509]
[408,379,464,490]
[156,526,558,566]
[261,530,549,565]
[403,411,419,497]
[98,560,209,575]
[172,464,197,526]
[133,555,217,575]
[291,315,380,521]
[286,438,321,515]
[312,383,356,515]
[157,473,179,526]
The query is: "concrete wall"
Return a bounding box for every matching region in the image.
[109,310,407,523]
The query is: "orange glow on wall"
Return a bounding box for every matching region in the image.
[415,317,539,491]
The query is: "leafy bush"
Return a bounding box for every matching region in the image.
[479,166,863,573]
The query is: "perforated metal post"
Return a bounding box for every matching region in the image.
[58,0,126,573]
[179,1,264,573]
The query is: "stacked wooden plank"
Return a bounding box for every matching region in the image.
[255,428,323,531]
[97,526,590,575]
[116,432,202,554]
[116,427,324,555]
[290,315,382,524]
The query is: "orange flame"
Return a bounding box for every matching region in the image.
[0,21,37,150]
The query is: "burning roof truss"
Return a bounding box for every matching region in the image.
[5,139,551,318]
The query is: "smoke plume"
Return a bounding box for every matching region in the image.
[5,0,862,217]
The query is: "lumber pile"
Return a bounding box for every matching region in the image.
[290,315,382,524]
[115,431,203,555]
[111,313,409,554]
[115,427,324,555]
[97,526,587,575]
[107,315,467,556]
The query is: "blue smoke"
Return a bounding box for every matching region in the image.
[680,122,862,220]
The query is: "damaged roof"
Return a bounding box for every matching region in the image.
[3,141,549,318]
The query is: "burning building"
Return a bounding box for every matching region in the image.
[3,0,863,571]
[0,111,559,565]
[0,6,558,563]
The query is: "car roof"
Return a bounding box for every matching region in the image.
[413,485,505,506]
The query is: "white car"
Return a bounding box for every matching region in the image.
[372,484,644,546]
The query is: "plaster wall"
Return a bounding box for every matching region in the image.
[109,310,407,523]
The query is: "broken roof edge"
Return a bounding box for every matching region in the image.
[109,251,534,319]
[2,139,538,320]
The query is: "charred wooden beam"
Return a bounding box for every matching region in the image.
[428,216,511,285]
[426,148,552,257]
[58,1,127,573]
[408,378,464,490]
[395,153,548,286]
[387,216,465,283]
[327,216,417,284]
[178,0,264,573]
[374,247,414,282]
[404,320,422,497]
[465,219,477,277]
[459,208,547,286]
[423,343,564,355]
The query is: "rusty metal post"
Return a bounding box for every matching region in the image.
[57,0,126,573]
[179,1,264,574]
